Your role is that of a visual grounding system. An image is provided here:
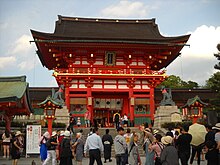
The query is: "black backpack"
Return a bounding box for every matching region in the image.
[45,138,51,148]
[115,114,119,122]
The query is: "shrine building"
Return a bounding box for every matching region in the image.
[31,15,190,126]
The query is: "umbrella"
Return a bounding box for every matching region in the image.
[188,123,207,146]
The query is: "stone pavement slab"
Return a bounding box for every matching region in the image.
[0,156,207,165]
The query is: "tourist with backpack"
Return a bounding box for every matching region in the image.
[176,125,192,165]
[39,131,50,162]
[114,127,128,165]
[128,133,141,165]
[149,134,164,165]
[143,128,155,165]
[113,112,121,129]
[43,131,58,165]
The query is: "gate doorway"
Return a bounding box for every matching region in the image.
[93,98,123,127]
[93,109,121,127]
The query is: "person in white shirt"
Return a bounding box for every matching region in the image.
[122,114,128,127]
[84,127,104,165]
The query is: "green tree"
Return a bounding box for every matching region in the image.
[158,75,185,88]
[206,72,220,91]
[158,75,198,89]
[205,71,220,110]
[185,80,199,89]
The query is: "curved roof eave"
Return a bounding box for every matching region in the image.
[31,30,190,45]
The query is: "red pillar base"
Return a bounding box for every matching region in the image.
[47,118,54,135]
[4,114,12,132]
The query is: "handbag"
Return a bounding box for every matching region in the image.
[155,156,162,165]
[154,142,163,165]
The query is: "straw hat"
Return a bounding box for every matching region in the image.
[43,131,50,139]
[60,131,65,136]
[51,131,57,137]
[15,131,22,136]
[64,131,70,137]
[212,123,220,130]
[161,136,173,145]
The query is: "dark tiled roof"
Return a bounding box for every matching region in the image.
[31,15,190,42]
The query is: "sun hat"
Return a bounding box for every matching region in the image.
[145,128,151,133]
[60,131,65,136]
[52,131,57,137]
[64,131,70,137]
[161,136,173,145]
[15,131,22,136]
[212,123,220,130]
[43,131,50,139]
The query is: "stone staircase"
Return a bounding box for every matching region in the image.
[73,127,146,156]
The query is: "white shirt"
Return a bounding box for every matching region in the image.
[84,133,104,153]
[123,115,128,121]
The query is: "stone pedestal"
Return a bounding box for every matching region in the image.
[154,106,182,128]
[55,106,69,126]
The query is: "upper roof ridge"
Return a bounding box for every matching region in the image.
[57,15,156,25]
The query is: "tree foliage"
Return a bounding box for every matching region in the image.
[205,72,220,91]
[205,72,220,110]
[158,75,198,89]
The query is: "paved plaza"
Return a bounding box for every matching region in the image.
[0,156,207,165]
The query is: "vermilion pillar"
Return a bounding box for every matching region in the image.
[150,87,155,121]
[47,118,54,135]
[129,88,134,126]
[65,87,70,111]
[4,114,12,132]
[87,87,93,126]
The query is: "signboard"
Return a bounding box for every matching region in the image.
[26,125,41,154]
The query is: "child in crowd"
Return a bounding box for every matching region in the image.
[77,117,81,127]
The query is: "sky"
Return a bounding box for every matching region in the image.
[0,0,220,87]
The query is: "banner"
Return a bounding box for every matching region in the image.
[26,125,41,154]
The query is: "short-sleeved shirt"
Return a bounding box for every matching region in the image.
[215,132,220,142]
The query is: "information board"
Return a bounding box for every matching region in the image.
[26,125,41,154]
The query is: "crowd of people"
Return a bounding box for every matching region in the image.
[1,121,220,165]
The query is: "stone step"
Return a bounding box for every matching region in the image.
[73,127,146,156]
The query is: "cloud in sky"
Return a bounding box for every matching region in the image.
[11,34,33,55]
[167,25,220,85]
[182,25,220,59]
[0,56,16,70]
[101,0,152,18]
[0,34,38,72]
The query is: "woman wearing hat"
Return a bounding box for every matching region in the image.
[39,131,50,162]
[11,131,24,165]
[60,131,72,165]
[160,136,179,165]
[143,128,155,165]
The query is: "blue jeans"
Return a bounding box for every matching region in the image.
[116,153,127,165]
